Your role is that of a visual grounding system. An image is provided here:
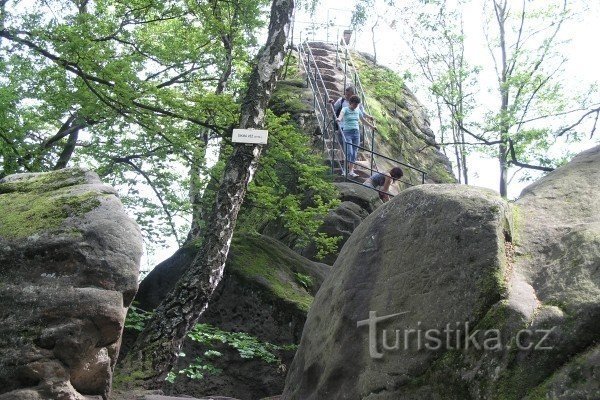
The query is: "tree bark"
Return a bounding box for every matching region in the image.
[53,129,79,170]
[117,0,294,389]
[495,0,509,198]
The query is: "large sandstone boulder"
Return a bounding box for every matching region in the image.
[0,168,142,399]
[297,182,383,265]
[129,233,329,400]
[282,145,600,400]
[283,184,511,399]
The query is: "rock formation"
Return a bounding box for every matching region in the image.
[297,182,384,265]
[130,233,329,400]
[293,42,455,186]
[0,168,142,399]
[282,146,600,399]
[263,45,455,265]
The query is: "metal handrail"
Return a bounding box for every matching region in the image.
[297,39,428,195]
[344,141,427,185]
[338,40,377,172]
[297,42,346,174]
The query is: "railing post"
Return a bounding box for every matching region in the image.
[370,128,375,173]
[344,141,348,178]
[343,47,347,93]
[323,117,326,155]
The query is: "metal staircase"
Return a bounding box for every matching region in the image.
[297,38,427,199]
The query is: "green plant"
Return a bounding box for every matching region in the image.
[124,304,153,332]
[187,323,285,363]
[294,272,313,290]
[165,323,298,383]
[238,111,341,259]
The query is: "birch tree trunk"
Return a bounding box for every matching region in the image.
[117,0,294,388]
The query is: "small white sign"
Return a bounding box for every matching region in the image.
[232,129,269,144]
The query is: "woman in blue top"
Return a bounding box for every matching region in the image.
[336,95,377,177]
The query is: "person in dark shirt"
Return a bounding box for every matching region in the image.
[364,167,404,202]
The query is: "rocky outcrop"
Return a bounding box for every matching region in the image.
[262,44,455,267]
[493,145,600,399]
[297,182,383,265]
[282,145,600,400]
[282,184,511,399]
[131,233,329,400]
[297,42,455,185]
[0,168,142,399]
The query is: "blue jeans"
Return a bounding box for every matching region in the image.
[343,129,360,164]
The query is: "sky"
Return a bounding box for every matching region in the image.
[145,0,600,270]
[293,0,600,198]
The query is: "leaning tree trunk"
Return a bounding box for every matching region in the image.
[117,0,294,389]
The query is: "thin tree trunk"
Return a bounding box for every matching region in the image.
[117,0,294,389]
[499,142,508,197]
[187,144,208,240]
[495,0,509,198]
[452,122,462,183]
[371,15,379,63]
[460,130,468,184]
[53,129,79,169]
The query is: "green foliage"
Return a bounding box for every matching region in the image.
[238,110,340,258]
[188,323,297,363]
[0,0,269,248]
[294,272,314,290]
[164,323,297,383]
[170,354,223,382]
[124,304,153,332]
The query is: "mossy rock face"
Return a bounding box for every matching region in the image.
[227,233,329,313]
[0,168,102,239]
[133,232,330,399]
[347,52,455,185]
[0,168,142,399]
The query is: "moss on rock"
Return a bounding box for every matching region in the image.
[0,169,104,240]
[227,233,317,312]
[269,81,314,116]
[0,168,87,194]
[348,51,456,184]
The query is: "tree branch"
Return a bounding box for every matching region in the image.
[53,129,79,170]
[0,29,115,86]
[111,157,181,243]
[554,106,600,138]
[508,139,554,171]
[2,29,224,132]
